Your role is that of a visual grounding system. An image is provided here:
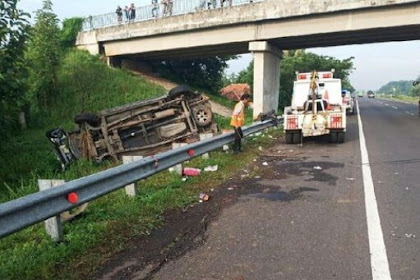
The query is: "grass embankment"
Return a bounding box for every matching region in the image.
[0,49,281,279]
[377,94,419,104]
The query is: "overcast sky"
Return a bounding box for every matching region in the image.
[20,0,420,91]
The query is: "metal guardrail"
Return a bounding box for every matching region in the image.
[82,0,263,31]
[0,117,282,239]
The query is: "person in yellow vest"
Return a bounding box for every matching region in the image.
[230,93,251,153]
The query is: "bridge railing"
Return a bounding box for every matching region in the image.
[82,0,264,31]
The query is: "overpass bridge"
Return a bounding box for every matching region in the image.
[76,0,420,117]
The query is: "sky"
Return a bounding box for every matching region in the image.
[20,0,420,91]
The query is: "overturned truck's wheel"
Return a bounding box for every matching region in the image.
[168,85,196,100]
[74,113,100,127]
[193,105,213,127]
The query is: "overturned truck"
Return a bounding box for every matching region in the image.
[47,86,217,169]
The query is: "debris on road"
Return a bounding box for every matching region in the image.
[405,233,416,238]
[254,176,261,179]
[199,193,210,202]
[183,167,201,176]
[262,162,268,166]
[181,177,187,182]
[346,177,355,181]
[227,185,237,191]
[204,165,218,172]
[313,166,322,170]
[258,146,263,151]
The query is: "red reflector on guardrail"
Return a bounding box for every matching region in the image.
[188,149,195,157]
[67,192,78,204]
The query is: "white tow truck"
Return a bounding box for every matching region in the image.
[283,70,346,144]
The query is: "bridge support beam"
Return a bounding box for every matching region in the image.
[249,41,282,120]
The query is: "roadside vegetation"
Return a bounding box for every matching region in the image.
[1,1,357,279]
[375,79,420,104]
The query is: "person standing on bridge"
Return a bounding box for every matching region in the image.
[152,0,159,18]
[167,0,173,16]
[231,94,251,153]
[124,6,130,21]
[129,3,136,21]
[116,6,123,24]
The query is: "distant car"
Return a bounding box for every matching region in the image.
[367,90,375,98]
[342,90,355,114]
[357,92,363,98]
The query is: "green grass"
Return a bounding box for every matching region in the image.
[0,48,283,279]
[0,127,283,280]
[377,93,419,104]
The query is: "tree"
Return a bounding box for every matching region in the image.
[0,0,30,136]
[26,0,60,111]
[155,56,237,92]
[60,17,83,49]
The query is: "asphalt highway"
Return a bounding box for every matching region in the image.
[151,97,420,280]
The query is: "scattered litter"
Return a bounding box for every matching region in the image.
[262,162,268,166]
[291,221,294,224]
[405,233,415,238]
[227,185,237,191]
[405,187,409,190]
[258,146,263,151]
[253,158,257,162]
[268,135,274,139]
[289,150,294,152]
[183,167,201,176]
[378,181,382,183]
[313,166,322,170]
[277,150,281,154]
[168,167,175,173]
[223,145,229,151]
[254,176,261,179]
[346,177,355,181]
[199,193,210,202]
[254,132,262,136]
[204,165,218,172]
[243,169,249,173]
[181,177,187,182]
[210,188,214,192]
[394,172,399,175]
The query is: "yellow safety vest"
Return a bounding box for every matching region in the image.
[230,101,245,128]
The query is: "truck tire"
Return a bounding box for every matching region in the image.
[193,105,213,127]
[292,132,301,144]
[329,132,338,143]
[337,132,345,143]
[285,132,293,144]
[168,85,195,100]
[74,113,100,127]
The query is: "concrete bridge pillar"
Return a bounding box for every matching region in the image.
[249,41,282,120]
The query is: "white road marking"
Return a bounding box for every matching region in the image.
[356,100,392,280]
[392,106,398,110]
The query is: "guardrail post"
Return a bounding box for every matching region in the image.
[199,133,214,159]
[122,156,143,196]
[38,179,65,242]
[171,142,187,175]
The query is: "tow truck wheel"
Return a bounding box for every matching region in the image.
[329,132,338,143]
[337,132,345,144]
[285,132,293,144]
[292,132,301,144]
